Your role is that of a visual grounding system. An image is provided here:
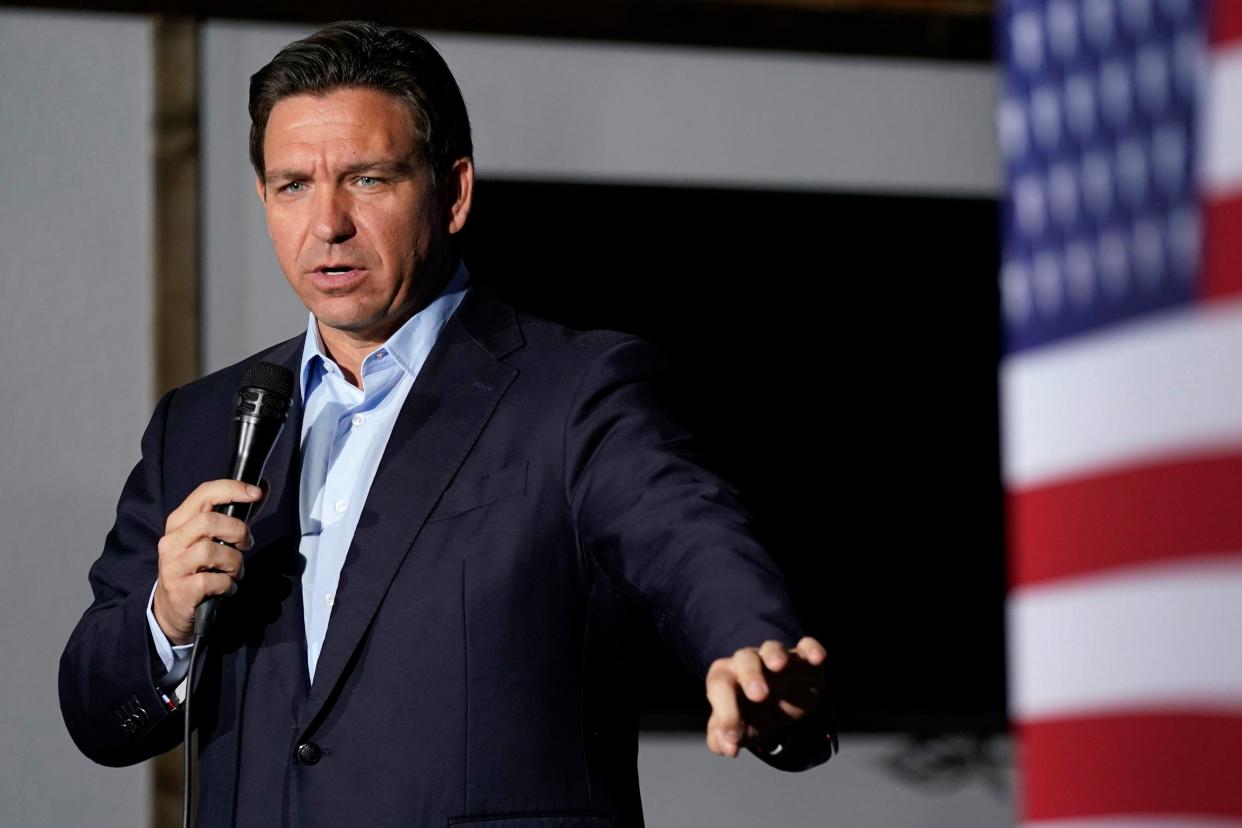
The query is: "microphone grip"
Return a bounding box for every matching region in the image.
[195,499,259,638]
[193,595,219,637]
[195,418,282,638]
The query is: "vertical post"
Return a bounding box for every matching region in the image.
[151,15,201,828]
[152,14,201,399]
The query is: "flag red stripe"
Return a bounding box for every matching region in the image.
[1203,195,1242,301]
[1213,0,1242,46]
[1009,453,1242,587]
[1022,712,1242,821]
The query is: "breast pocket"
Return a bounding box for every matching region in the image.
[427,459,528,523]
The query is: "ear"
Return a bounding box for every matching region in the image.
[444,157,475,236]
[254,176,267,204]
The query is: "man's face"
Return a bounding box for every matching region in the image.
[257,87,471,344]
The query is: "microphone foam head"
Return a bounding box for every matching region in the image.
[242,361,294,400]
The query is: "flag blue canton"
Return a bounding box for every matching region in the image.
[1000,0,1206,354]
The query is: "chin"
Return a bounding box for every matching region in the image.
[306,296,374,326]
[315,314,379,334]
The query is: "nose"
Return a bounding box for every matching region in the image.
[310,187,356,244]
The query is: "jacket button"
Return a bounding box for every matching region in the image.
[295,742,321,765]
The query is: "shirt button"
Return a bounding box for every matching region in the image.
[351,413,366,427]
[375,350,386,360]
[334,499,348,513]
[325,593,335,608]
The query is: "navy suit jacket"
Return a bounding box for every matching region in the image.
[59,285,833,827]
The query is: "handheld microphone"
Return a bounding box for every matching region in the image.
[193,360,294,637]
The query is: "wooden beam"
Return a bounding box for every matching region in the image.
[151,15,201,398]
[150,15,201,827]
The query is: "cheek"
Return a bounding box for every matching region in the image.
[268,212,310,267]
[265,210,293,252]
[362,208,423,266]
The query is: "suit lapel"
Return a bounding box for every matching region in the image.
[302,286,523,727]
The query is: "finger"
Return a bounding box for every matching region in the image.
[732,647,768,702]
[796,636,828,666]
[166,480,263,533]
[705,715,739,759]
[758,640,788,672]
[704,723,742,758]
[170,511,253,551]
[705,663,743,758]
[172,538,246,580]
[248,478,272,522]
[192,570,241,600]
[776,698,812,718]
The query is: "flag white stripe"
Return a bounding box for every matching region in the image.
[1202,44,1242,196]
[1001,298,1242,488]
[1010,558,1242,720]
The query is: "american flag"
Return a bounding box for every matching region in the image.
[1001,0,1242,825]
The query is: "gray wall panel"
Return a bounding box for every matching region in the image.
[0,9,153,828]
[638,733,1013,828]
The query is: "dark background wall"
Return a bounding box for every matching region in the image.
[466,181,1004,733]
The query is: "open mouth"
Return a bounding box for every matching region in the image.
[311,265,366,290]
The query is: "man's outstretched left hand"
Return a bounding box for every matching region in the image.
[704,636,827,759]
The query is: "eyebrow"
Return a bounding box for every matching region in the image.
[264,160,417,185]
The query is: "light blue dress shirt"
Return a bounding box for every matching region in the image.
[147,264,469,683]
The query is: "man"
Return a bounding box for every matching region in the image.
[59,21,834,827]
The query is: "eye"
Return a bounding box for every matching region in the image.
[356,176,382,188]
[280,181,307,194]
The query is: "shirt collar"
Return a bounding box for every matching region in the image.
[298,261,471,400]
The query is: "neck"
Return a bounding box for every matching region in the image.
[315,327,381,388]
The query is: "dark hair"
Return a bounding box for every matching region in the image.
[248,21,473,185]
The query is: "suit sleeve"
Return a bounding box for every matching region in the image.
[58,389,186,767]
[563,336,836,771]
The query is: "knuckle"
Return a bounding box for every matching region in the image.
[215,513,243,536]
[187,510,211,535]
[198,571,228,596]
[223,549,244,574]
[185,538,207,562]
